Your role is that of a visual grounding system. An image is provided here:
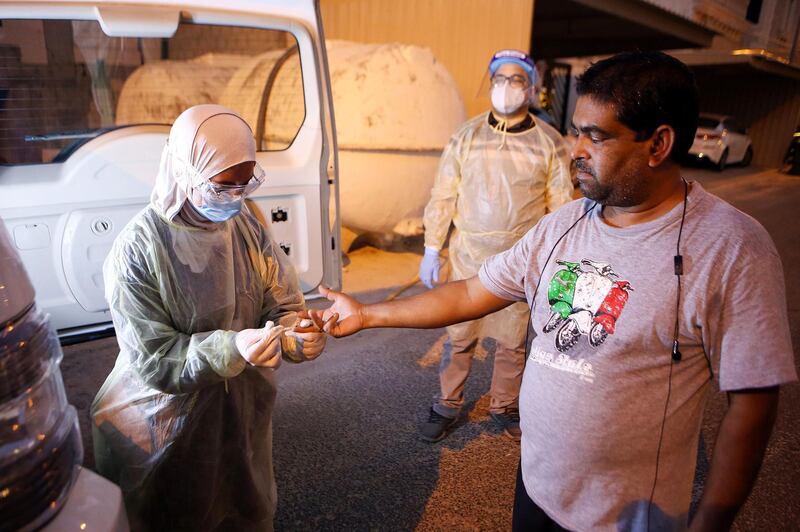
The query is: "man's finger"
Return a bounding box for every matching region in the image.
[322,313,338,333]
[319,285,338,302]
[322,313,339,334]
[308,310,327,331]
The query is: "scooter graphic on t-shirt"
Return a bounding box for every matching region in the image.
[591,280,635,345]
[543,260,581,334]
[543,259,634,353]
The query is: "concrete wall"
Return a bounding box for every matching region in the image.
[319,0,535,118]
[742,0,800,58]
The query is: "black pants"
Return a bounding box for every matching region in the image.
[512,462,569,532]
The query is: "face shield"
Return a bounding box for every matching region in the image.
[476,50,539,115]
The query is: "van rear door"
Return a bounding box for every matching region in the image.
[0,0,340,336]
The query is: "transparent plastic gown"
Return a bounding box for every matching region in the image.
[423,112,574,345]
[91,206,304,531]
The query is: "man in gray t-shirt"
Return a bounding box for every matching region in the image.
[476,181,795,529]
[309,51,797,530]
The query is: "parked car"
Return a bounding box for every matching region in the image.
[782,126,800,175]
[688,114,753,170]
[0,0,342,341]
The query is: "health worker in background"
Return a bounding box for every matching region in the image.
[418,49,574,442]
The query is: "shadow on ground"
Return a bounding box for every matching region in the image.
[272,286,520,530]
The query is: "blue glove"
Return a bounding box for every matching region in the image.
[419,248,441,289]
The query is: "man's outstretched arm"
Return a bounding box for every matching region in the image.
[689,386,779,531]
[308,276,514,338]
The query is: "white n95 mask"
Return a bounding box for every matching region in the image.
[491,84,528,115]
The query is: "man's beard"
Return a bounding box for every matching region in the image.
[575,160,646,207]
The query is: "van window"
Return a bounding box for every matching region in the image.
[0,19,305,164]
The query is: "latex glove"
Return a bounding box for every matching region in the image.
[284,318,327,361]
[235,321,286,369]
[419,247,441,289]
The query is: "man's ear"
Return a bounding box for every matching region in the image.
[648,125,676,167]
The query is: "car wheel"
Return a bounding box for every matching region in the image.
[717,149,729,171]
[742,146,753,167]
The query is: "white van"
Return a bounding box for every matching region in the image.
[0,0,342,340]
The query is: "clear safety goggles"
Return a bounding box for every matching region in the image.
[198,163,266,201]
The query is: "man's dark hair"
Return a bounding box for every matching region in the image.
[576,51,699,162]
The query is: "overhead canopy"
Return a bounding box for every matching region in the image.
[670,49,800,81]
[532,0,716,59]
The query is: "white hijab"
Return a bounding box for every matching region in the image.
[151,104,257,222]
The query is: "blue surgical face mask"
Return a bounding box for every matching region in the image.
[195,195,243,222]
[189,187,244,222]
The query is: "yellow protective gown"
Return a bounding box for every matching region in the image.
[91,105,305,531]
[423,112,573,346]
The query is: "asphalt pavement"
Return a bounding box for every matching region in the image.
[60,165,800,531]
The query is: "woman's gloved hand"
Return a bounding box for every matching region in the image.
[419,247,441,289]
[235,321,286,368]
[284,318,327,361]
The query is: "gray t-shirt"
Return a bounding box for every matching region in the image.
[479,182,796,531]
